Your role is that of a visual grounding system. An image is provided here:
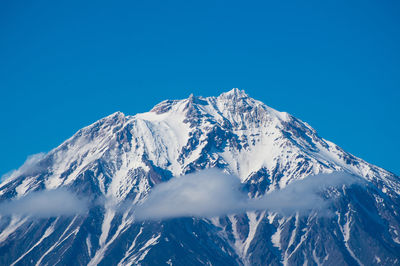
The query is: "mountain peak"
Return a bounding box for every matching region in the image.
[219,88,248,98]
[1,89,400,266]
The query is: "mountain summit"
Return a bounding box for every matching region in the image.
[0,90,399,265]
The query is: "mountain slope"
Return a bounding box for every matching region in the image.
[0,89,399,265]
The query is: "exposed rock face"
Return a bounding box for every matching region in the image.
[0,89,399,265]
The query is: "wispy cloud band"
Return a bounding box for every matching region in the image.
[133,169,359,220]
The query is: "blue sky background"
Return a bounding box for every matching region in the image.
[1,0,399,175]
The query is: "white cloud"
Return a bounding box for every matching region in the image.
[133,169,359,220]
[0,189,88,218]
[1,152,47,182]
[0,168,358,220]
[248,172,358,215]
[134,169,245,220]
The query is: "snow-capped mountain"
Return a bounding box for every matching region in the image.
[0,89,399,265]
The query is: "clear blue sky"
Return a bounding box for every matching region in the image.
[1,0,399,176]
